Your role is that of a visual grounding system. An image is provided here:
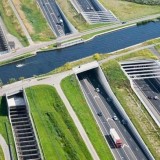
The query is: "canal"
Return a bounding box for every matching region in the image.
[0,22,160,84]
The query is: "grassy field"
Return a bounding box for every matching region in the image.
[13,0,55,42]
[0,97,17,160]
[56,0,113,31]
[0,146,4,160]
[155,44,160,53]
[99,0,160,21]
[101,50,160,159]
[0,0,28,46]
[61,76,114,160]
[26,85,92,160]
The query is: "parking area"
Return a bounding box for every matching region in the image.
[77,68,149,160]
[37,0,71,37]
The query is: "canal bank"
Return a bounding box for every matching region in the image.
[0,21,160,84]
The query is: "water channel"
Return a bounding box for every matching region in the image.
[0,22,160,84]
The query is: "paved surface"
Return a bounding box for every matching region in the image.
[134,78,160,126]
[9,0,33,45]
[0,134,11,160]
[78,70,149,160]
[1,13,160,62]
[0,70,100,160]
[37,0,65,37]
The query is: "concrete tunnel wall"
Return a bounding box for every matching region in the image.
[94,66,155,160]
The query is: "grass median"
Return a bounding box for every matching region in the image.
[0,146,4,160]
[13,0,55,42]
[61,76,114,160]
[101,49,160,159]
[0,97,17,160]
[0,0,28,46]
[26,85,92,160]
[99,0,160,21]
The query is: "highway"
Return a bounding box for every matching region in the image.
[78,69,149,160]
[37,0,65,36]
[134,78,160,114]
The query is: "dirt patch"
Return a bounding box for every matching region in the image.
[13,0,34,34]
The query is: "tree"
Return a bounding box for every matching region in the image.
[93,53,101,60]
[9,78,16,84]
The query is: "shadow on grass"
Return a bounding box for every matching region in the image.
[0,96,8,116]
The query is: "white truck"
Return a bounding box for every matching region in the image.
[110,128,122,148]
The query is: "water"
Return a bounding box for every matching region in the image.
[0,22,160,84]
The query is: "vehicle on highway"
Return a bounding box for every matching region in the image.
[121,119,127,125]
[113,115,118,121]
[147,96,152,99]
[95,88,100,92]
[97,112,102,116]
[154,96,158,100]
[110,128,122,148]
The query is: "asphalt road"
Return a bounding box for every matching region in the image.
[134,78,160,114]
[78,69,149,160]
[76,0,96,12]
[37,0,65,36]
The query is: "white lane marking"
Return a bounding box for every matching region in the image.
[82,78,130,160]
[80,79,123,160]
[84,77,137,160]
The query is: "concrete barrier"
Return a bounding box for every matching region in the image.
[95,65,155,160]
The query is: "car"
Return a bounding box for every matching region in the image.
[148,96,152,99]
[154,96,158,100]
[95,88,100,92]
[97,112,102,116]
[121,119,127,125]
[113,115,118,121]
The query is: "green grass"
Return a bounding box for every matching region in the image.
[0,97,17,160]
[101,50,160,159]
[0,53,35,67]
[26,85,92,160]
[99,0,160,21]
[155,44,160,53]
[61,76,114,160]
[56,0,113,31]
[0,0,29,46]
[0,146,4,160]
[20,0,55,41]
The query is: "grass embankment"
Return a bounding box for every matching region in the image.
[56,0,113,31]
[0,146,4,160]
[0,53,35,67]
[101,50,160,159]
[61,77,114,160]
[99,0,160,21]
[26,85,92,160]
[155,44,160,53]
[0,97,17,160]
[0,0,28,46]
[13,0,55,42]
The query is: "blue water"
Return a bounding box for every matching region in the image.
[0,22,160,84]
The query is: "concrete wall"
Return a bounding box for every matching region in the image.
[56,2,78,34]
[95,66,155,160]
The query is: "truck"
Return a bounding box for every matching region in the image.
[110,128,122,148]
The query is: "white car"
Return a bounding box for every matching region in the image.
[95,88,100,92]
[113,115,118,121]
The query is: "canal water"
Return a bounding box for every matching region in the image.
[0,22,160,84]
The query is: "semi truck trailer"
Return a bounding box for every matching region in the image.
[110,128,122,148]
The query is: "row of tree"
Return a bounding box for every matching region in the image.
[125,0,160,5]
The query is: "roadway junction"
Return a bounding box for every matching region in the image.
[120,59,160,127]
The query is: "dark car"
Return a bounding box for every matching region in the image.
[97,112,102,116]
[148,96,152,99]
